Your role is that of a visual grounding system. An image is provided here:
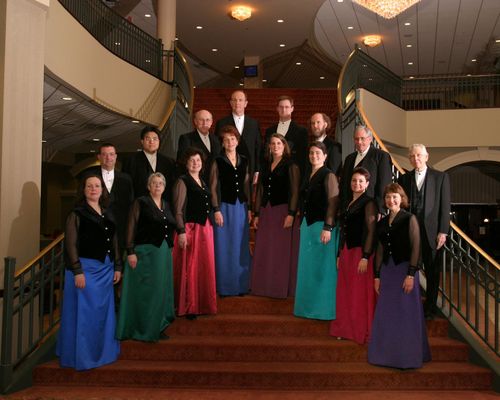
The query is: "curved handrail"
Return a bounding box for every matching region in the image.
[175,45,195,115]
[337,47,357,114]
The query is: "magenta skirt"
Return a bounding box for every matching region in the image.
[173,222,217,316]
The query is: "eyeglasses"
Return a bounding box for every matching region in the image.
[143,137,159,142]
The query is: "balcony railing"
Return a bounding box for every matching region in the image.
[59,0,163,79]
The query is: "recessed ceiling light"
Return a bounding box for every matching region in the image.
[406,44,412,48]
[145,14,151,18]
[196,26,203,30]
[131,120,140,124]
[347,26,354,30]
[90,150,96,153]
[145,59,151,63]
[320,76,325,80]
[239,83,244,86]
[277,19,284,23]
[362,64,367,67]
[92,138,100,142]
[408,62,414,65]
[467,74,472,76]
[404,22,411,26]
[296,62,302,65]
[42,140,47,143]
[115,42,121,46]
[279,44,286,47]
[62,97,72,101]
[234,66,240,69]
[409,76,415,79]
[496,39,500,43]
[212,48,218,52]
[262,79,267,83]
[175,37,179,41]
[471,59,477,62]
[337,0,344,2]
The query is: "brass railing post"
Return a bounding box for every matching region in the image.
[1,257,16,392]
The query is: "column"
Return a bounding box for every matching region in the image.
[0,0,48,280]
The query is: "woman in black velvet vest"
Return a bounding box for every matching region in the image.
[57,173,121,370]
[172,147,217,318]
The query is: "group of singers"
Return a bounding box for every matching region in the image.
[57,91,450,375]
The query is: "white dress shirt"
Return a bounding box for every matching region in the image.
[354,147,370,167]
[415,167,427,191]
[198,130,211,152]
[277,120,291,136]
[233,113,245,135]
[101,168,114,193]
[144,151,157,171]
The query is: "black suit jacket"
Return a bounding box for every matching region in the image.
[340,145,392,212]
[176,130,221,183]
[88,167,134,249]
[398,167,450,250]
[122,151,176,201]
[264,120,308,175]
[215,114,261,175]
[323,136,342,177]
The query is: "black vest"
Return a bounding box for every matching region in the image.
[261,159,292,207]
[181,175,211,225]
[301,166,331,226]
[376,210,413,265]
[340,194,376,252]
[410,176,426,220]
[216,155,248,204]
[74,205,117,262]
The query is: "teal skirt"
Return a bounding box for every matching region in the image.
[294,220,339,320]
[116,241,175,342]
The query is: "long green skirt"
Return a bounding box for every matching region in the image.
[116,241,175,342]
[294,220,339,320]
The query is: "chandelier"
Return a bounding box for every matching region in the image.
[231,6,252,21]
[353,0,420,19]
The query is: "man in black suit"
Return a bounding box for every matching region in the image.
[177,109,221,183]
[94,143,134,250]
[340,125,392,213]
[264,96,308,175]
[122,126,176,202]
[214,90,261,182]
[398,144,451,319]
[310,113,342,177]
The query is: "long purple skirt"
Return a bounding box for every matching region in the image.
[251,203,300,298]
[368,257,431,369]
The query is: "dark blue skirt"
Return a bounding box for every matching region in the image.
[368,258,431,369]
[214,200,251,296]
[57,256,120,370]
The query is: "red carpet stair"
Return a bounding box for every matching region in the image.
[27,296,492,394]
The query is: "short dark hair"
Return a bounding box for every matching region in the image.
[277,95,294,106]
[308,141,328,155]
[218,125,241,143]
[98,142,116,153]
[352,166,371,182]
[181,146,206,167]
[383,183,409,209]
[140,125,160,140]
[76,173,109,208]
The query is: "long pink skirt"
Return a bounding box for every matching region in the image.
[329,245,376,344]
[173,221,217,316]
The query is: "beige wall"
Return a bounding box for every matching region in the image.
[358,88,500,149]
[45,0,171,125]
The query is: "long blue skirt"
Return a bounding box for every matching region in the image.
[294,220,339,320]
[57,256,120,370]
[214,200,251,296]
[368,258,431,369]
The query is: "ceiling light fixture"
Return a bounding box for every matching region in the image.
[279,44,286,47]
[408,62,413,65]
[320,76,325,80]
[404,22,411,26]
[231,6,252,21]
[62,97,72,101]
[409,76,415,79]
[131,120,140,124]
[196,26,203,29]
[212,48,218,52]
[363,35,381,47]
[296,62,302,65]
[347,26,354,30]
[144,14,151,18]
[496,39,500,43]
[353,0,420,19]
[277,19,284,23]
[234,66,240,69]
[471,59,477,62]
[406,44,412,48]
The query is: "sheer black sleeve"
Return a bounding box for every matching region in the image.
[64,211,82,275]
[112,230,122,271]
[288,163,300,216]
[362,200,378,258]
[374,240,383,278]
[209,161,221,211]
[323,172,340,230]
[244,162,251,207]
[126,199,140,255]
[253,173,263,216]
[408,214,421,276]
[173,178,187,234]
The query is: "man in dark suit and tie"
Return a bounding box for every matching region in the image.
[398,144,451,319]
[264,96,308,175]
[340,125,392,213]
[214,90,261,182]
[93,143,134,250]
[122,126,176,202]
[177,109,221,183]
[310,113,342,177]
